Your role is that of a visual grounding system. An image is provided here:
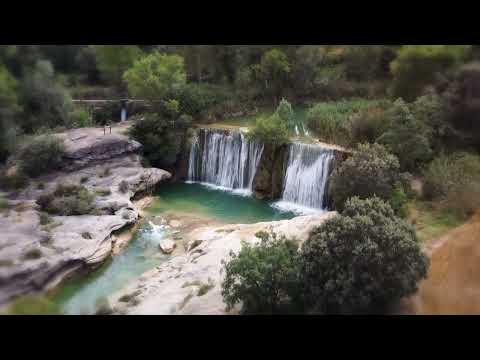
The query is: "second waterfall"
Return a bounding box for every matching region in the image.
[187,128,264,193]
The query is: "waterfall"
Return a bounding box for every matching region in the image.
[187,128,264,194]
[275,143,334,213]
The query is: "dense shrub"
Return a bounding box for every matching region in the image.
[36,184,95,216]
[0,194,8,210]
[19,60,74,133]
[378,99,433,172]
[347,105,391,146]
[92,45,143,87]
[300,197,429,314]
[390,45,471,102]
[0,64,19,162]
[248,113,289,146]
[306,99,381,146]
[70,108,92,128]
[92,101,121,125]
[124,52,186,101]
[274,98,296,132]
[172,83,230,117]
[128,113,186,169]
[254,49,291,103]
[329,143,408,212]
[18,135,65,177]
[438,62,480,150]
[343,45,391,81]
[423,153,480,216]
[221,231,302,314]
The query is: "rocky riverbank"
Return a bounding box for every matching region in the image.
[109,211,336,315]
[0,128,171,306]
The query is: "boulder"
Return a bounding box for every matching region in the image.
[159,238,176,254]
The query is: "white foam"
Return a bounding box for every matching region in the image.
[271,201,326,216]
[185,181,253,197]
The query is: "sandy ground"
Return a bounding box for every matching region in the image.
[397,212,480,315]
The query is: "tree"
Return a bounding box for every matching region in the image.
[390,45,471,102]
[91,45,143,88]
[127,113,187,169]
[221,231,302,314]
[300,197,429,314]
[378,98,433,172]
[291,45,325,95]
[329,143,408,211]
[123,52,186,101]
[18,135,66,177]
[248,113,290,146]
[255,49,291,103]
[19,60,73,133]
[75,46,100,84]
[274,98,296,132]
[439,62,480,150]
[0,63,19,162]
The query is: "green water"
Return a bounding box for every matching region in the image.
[150,182,295,223]
[50,183,295,314]
[51,222,172,315]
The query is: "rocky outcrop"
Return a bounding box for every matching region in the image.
[0,128,171,306]
[57,128,143,171]
[110,212,336,315]
[252,144,288,200]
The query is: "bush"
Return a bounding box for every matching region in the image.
[378,99,433,172]
[172,83,229,117]
[18,135,65,177]
[70,108,92,128]
[248,113,289,146]
[423,153,480,216]
[36,184,95,216]
[19,60,74,133]
[438,62,480,150]
[306,99,380,146]
[221,231,302,314]
[274,98,296,133]
[128,113,186,169]
[6,295,62,315]
[329,143,407,212]
[390,45,471,102]
[347,105,391,146]
[123,51,186,101]
[300,197,429,314]
[0,195,8,210]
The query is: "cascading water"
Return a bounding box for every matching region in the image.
[275,143,334,214]
[187,128,264,194]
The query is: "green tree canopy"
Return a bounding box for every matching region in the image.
[329,143,408,211]
[123,52,186,100]
[254,49,291,103]
[300,197,429,314]
[91,45,143,87]
[390,45,471,102]
[221,231,302,314]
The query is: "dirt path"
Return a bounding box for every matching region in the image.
[397,212,480,314]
